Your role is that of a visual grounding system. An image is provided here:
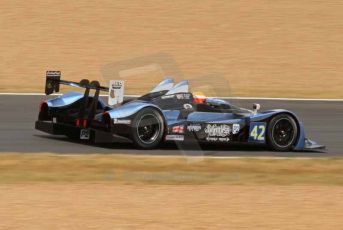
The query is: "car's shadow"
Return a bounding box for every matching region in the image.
[34,134,325,157]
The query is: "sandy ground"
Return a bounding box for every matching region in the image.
[1,0,343,97]
[1,154,342,229]
[1,153,343,185]
[0,184,342,230]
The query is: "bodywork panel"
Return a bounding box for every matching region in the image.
[105,101,161,119]
[47,92,84,107]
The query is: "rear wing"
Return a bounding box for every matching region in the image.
[44,71,126,126]
[45,71,124,106]
[45,71,109,95]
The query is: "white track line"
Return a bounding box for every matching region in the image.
[58,154,326,160]
[1,92,343,102]
[187,155,324,160]
[0,92,343,101]
[0,93,47,96]
[211,97,343,102]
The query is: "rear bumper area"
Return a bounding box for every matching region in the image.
[35,121,131,144]
[35,120,77,135]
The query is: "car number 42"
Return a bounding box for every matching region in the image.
[249,122,266,143]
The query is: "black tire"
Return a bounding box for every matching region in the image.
[267,114,298,151]
[131,108,165,149]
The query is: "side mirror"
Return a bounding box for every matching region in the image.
[253,103,261,113]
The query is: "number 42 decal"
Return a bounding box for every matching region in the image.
[249,122,266,143]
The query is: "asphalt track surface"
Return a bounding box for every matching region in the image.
[0,95,342,157]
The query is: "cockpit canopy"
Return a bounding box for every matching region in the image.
[165,80,189,95]
[150,78,174,93]
[138,78,251,114]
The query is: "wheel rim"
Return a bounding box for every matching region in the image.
[136,113,161,144]
[272,118,296,148]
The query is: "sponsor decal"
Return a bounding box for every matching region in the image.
[46,70,61,77]
[183,103,193,110]
[187,124,202,132]
[113,119,131,125]
[232,124,240,134]
[176,93,191,100]
[206,137,231,142]
[161,95,175,99]
[218,137,230,142]
[80,129,90,140]
[205,124,231,137]
[172,125,184,134]
[165,135,184,141]
[111,81,123,89]
[108,80,124,106]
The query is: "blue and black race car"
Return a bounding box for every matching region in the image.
[35,71,325,151]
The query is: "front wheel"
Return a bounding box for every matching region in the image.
[267,114,298,151]
[131,108,165,149]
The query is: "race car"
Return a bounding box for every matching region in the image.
[35,71,325,151]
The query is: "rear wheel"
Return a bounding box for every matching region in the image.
[131,108,164,149]
[267,114,298,151]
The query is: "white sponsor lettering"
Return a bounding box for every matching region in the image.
[161,95,175,99]
[187,124,202,132]
[206,137,231,142]
[176,93,190,100]
[206,137,218,142]
[165,135,184,141]
[113,119,131,125]
[46,70,61,77]
[205,124,231,137]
